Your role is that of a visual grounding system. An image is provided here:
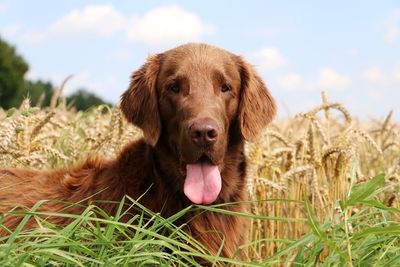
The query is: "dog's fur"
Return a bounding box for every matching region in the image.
[0,43,275,259]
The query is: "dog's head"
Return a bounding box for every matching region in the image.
[121,43,276,204]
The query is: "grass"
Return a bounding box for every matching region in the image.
[0,92,399,266]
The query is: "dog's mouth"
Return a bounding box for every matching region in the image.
[181,155,222,205]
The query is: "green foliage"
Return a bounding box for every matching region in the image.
[67,89,111,111]
[22,80,54,107]
[0,198,258,266]
[0,37,29,109]
[344,173,385,208]
[0,175,398,266]
[288,173,400,267]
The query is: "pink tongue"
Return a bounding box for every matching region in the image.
[184,161,222,204]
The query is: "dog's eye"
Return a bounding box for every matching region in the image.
[168,83,180,93]
[221,83,231,93]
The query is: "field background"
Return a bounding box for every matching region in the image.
[0,93,399,266]
[1,1,400,265]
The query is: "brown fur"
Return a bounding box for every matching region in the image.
[0,43,276,260]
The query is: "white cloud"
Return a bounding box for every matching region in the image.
[25,70,39,81]
[49,4,125,37]
[18,4,212,46]
[109,49,134,62]
[316,67,351,91]
[272,68,350,92]
[1,24,20,39]
[385,28,398,43]
[277,72,302,90]
[20,30,45,44]
[126,5,213,45]
[383,9,400,44]
[0,3,7,13]
[20,4,126,44]
[255,47,287,70]
[361,65,400,87]
[253,48,349,92]
[394,66,400,81]
[345,48,359,57]
[363,66,384,83]
[367,90,386,104]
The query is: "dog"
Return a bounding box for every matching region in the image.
[0,43,276,260]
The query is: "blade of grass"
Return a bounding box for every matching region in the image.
[346,173,385,207]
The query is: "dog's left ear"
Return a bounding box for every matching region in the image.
[236,57,276,140]
[120,54,162,146]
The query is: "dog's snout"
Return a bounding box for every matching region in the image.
[189,118,219,146]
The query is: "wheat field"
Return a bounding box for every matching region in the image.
[0,92,399,266]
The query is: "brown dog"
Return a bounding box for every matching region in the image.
[0,43,275,259]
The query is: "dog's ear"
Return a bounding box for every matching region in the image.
[236,57,276,140]
[120,54,162,146]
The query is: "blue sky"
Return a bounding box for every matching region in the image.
[1,1,399,119]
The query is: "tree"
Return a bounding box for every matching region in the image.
[0,37,29,109]
[23,80,54,107]
[67,89,111,111]
[0,37,110,110]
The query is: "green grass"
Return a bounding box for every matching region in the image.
[1,174,399,266]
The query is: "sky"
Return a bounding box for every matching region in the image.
[1,1,399,120]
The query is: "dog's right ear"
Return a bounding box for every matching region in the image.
[120,54,162,146]
[236,56,276,141]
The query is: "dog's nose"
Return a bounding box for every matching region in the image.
[189,118,219,146]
